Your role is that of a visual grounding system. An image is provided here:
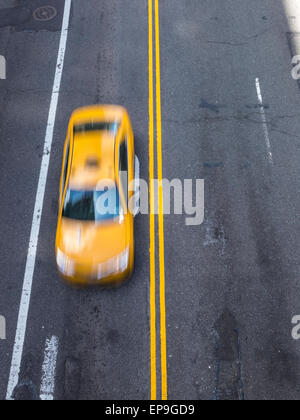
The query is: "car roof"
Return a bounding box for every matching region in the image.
[69,129,116,190]
[67,105,129,190]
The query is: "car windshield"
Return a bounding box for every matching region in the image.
[74,121,119,136]
[62,186,122,222]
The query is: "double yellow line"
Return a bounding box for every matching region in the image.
[148,0,168,401]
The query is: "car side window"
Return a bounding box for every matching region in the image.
[61,140,70,204]
[119,138,128,203]
[119,138,128,172]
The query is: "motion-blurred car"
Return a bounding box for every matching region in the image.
[55,105,135,285]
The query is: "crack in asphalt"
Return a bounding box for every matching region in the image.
[164,110,300,140]
[202,26,279,47]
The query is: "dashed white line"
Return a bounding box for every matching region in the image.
[6,0,72,400]
[0,315,6,340]
[40,336,59,401]
[255,77,274,165]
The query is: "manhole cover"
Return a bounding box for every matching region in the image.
[33,6,57,22]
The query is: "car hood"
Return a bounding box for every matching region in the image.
[56,217,128,264]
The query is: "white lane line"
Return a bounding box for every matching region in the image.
[255,77,274,165]
[6,0,72,400]
[40,336,59,401]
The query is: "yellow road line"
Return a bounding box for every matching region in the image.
[155,0,168,401]
[148,0,157,401]
[148,0,168,400]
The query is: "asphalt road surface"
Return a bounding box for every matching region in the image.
[1,0,300,400]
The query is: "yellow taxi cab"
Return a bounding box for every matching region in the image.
[55,105,135,285]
